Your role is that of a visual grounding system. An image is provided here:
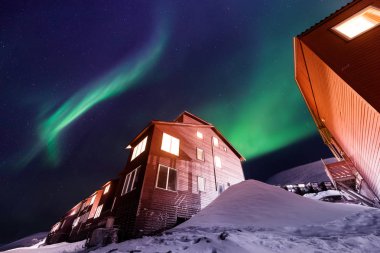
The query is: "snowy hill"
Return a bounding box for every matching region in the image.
[5,180,380,253]
[266,158,336,185]
[0,232,47,252]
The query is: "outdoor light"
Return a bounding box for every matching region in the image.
[332,6,380,40]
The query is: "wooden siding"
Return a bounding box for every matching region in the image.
[135,123,244,236]
[295,39,380,198]
[300,0,380,112]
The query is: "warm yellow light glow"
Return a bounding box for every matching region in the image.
[332,6,380,39]
[90,195,96,205]
[103,184,110,194]
[161,133,179,156]
[131,136,148,161]
[196,131,203,139]
[94,205,103,219]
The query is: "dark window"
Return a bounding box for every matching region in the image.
[156,165,177,191]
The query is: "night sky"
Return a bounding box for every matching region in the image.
[1,0,350,244]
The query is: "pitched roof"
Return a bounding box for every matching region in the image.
[127,111,245,161]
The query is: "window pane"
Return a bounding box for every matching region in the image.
[122,173,131,195]
[132,167,140,190]
[213,137,219,147]
[168,169,177,191]
[127,170,136,193]
[161,133,171,152]
[196,148,204,161]
[214,156,222,168]
[171,137,180,156]
[198,177,205,192]
[157,166,168,189]
[196,131,203,139]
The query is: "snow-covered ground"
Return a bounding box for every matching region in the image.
[5,180,380,253]
[0,232,47,252]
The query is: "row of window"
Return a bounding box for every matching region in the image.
[121,166,140,196]
[131,131,226,161]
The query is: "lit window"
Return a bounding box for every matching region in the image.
[198,176,206,192]
[161,133,180,156]
[103,184,110,195]
[70,210,76,216]
[121,166,140,196]
[196,131,203,139]
[94,205,103,219]
[332,6,380,40]
[223,146,227,152]
[214,156,222,168]
[212,137,219,147]
[72,217,80,228]
[131,136,148,161]
[51,222,61,233]
[156,165,177,191]
[90,195,96,205]
[196,147,204,161]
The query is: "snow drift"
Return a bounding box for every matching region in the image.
[177,180,367,229]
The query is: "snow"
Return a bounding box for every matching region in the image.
[5,180,380,253]
[0,232,47,252]
[2,240,86,253]
[266,158,336,185]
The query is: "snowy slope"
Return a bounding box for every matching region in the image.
[266,158,336,185]
[6,180,380,253]
[0,232,48,252]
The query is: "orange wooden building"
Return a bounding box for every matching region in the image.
[46,111,245,244]
[294,0,380,206]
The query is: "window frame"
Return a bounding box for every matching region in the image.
[161,133,180,156]
[121,166,141,196]
[214,155,222,168]
[196,147,205,161]
[212,137,219,147]
[197,176,206,192]
[131,136,148,161]
[155,164,177,192]
[331,5,380,41]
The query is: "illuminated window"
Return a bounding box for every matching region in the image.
[198,176,206,192]
[103,184,110,195]
[212,137,219,147]
[94,205,103,219]
[51,222,61,233]
[90,195,96,205]
[161,133,180,156]
[196,147,204,161]
[72,217,80,228]
[156,165,177,191]
[121,166,140,196]
[131,136,148,161]
[196,131,203,139]
[332,6,380,40]
[214,156,222,168]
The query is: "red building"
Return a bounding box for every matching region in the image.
[46,111,245,244]
[294,0,380,206]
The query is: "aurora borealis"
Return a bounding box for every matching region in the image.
[1,0,350,244]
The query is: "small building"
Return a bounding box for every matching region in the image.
[294,0,380,206]
[46,111,245,244]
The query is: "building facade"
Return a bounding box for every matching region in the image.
[294,0,380,206]
[46,111,245,244]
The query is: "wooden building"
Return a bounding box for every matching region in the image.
[294,0,380,206]
[46,111,245,244]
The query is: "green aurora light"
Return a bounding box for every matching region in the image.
[198,21,316,160]
[20,27,167,167]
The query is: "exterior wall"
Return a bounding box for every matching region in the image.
[134,123,244,236]
[299,0,380,111]
[296,40,380,199]
[113,126,154,240]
